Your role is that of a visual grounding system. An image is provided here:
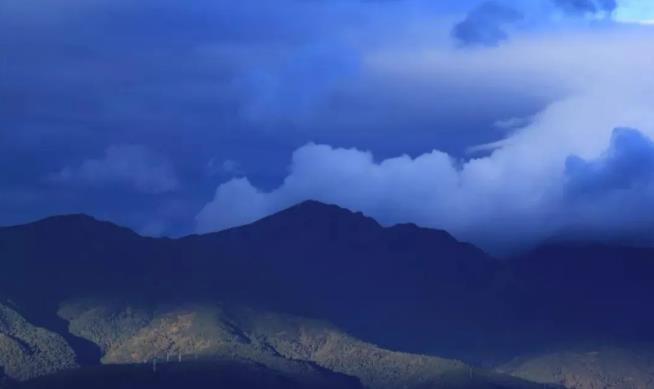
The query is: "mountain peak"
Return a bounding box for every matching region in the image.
[2,213,140,240]
[257,200,379,227]
[37,213,100,225]
[287,199,369,217]
[288,199,355,212]
[272,202,472,246]
[0,214,98,229]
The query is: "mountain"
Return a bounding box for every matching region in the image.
[176,201,503,352]
[0,298,545,389]
[506,243,654,348]
[0,201,503,356]
[54,299,542,389]
[0,302,76,381]
[0,214,163,320]
[2,200,654,387]
[12,360,363,389]
[497,345,654,389]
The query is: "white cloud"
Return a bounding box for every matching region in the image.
[196,27,654,252]
[196,177,270,233]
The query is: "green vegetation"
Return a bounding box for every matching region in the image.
[498,346,654,389]
[58,300,541,389]
[0,304,77,381]
[12,360,361,389]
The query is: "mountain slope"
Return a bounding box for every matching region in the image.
[506,244,654,348]
[498,346,654,389]
[3,201,654,369]
[13,360,363,389]
[231,307,544,389]
[176,201,503,353]
[0,201,504,357]
[56,299,543,389]
[0,215,165,313]
[0,302,77,381]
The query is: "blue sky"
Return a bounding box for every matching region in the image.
[615,0,654,22]
[2,0,654,252]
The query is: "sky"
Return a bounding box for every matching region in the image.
[2,0,654,253]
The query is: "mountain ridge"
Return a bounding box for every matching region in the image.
[4,200,472,251]
[2,199,654,387]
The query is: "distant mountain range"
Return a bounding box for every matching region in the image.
[1,200,654,388]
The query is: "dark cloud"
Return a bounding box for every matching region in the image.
[552,0,618,15]
[0,0,546,234]
[236,44,361,126]
[3,0,642,251]
[565,128,654,196]
[557,128,654,245]
[451,1,523,47]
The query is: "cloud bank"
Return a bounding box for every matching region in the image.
[198,128,654,253]
[197,27,654,253]
[3,0,654,249]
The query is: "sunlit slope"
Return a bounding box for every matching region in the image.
[498,346,654,389]
[58,300,542,389]
[0,302,77,381]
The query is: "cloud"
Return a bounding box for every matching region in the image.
[0,0,533,232]
[566,127,654,195]
[494,116,534,130]
[236,44,361,126]
[207,158,244,177]
[50,145,179,194]
[197,130,654,254]
[195,144,458,234]
[196,27,654,253]
[553,0,618,15]
[3,0,654,245]
[221,159,243,175]
[196,178,270,233]
[556,127,654,243]
[452,1,524,47]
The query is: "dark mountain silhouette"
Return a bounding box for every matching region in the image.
[506,243,654,348]
[176,201,504,353]
[1,200,654,368]
[0,201,504,357]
